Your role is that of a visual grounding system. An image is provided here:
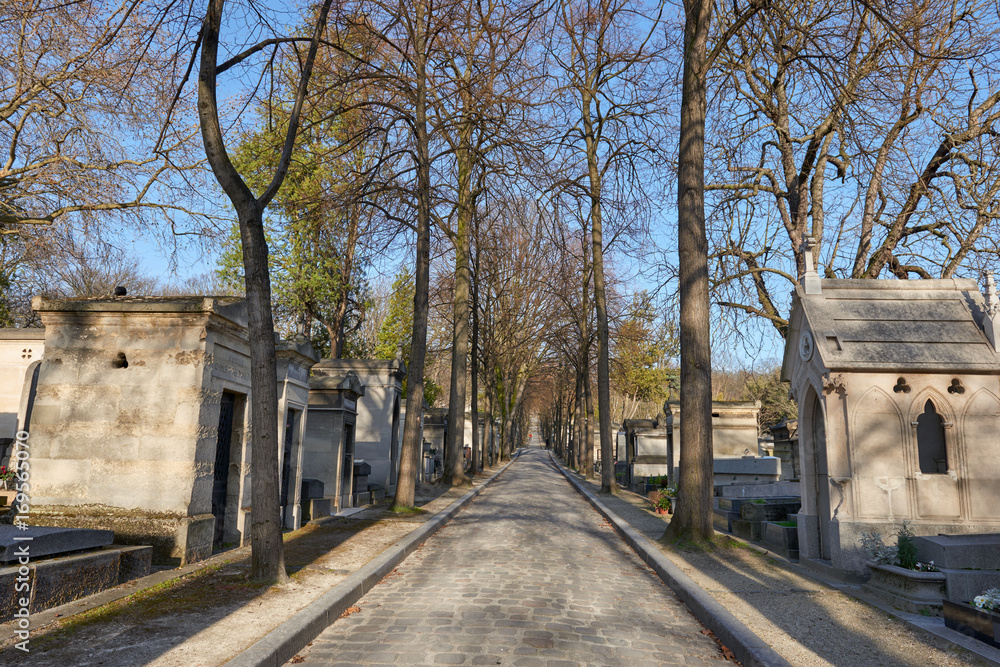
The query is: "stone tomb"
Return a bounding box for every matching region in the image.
[621,418,671,489]
[28,296,256,564]
[0,328,44,465]
[914,533,1000,603]
[275,336,319,530]
[781,268,1000,577]
[309,359,405,495]
[422,408,448,481]
[301,369,364,513]
[665,400,763,483]
[0,525,150,622]
[770,419,800,482]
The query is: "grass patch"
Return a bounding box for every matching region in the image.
[775,520,797,527]
[661,534,735,553]
[28,561,245,649]
[388,505,428,515]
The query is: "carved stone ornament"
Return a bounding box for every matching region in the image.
[822,373,846,395]
[986,270,999,317]
[799,331,814,362]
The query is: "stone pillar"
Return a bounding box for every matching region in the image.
[275,336,318,531]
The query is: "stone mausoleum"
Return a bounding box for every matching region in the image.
[24,296,312,564]
[0,328,44,466]
[310,359,405,495]
[275,336,319,530]
[782,262,1000,577]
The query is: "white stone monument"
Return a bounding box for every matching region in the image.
[781,262,1000,577]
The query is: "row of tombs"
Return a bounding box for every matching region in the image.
[0,295,487,576]
[616,266,1000,618]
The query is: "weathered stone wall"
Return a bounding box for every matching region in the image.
[27,297,251,563]
[666,401,761,460]
[276,338,317,530]
[302,371,363,513]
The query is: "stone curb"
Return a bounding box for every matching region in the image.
[224,454,520,667]
[548,453,793,667]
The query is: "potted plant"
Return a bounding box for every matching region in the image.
[656,495,672,515]
[0,465,13,490]
[943,588,1000,649]
[861,522,945,615]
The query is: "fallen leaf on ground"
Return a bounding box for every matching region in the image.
[338,606,361,618]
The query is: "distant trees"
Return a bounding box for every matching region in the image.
[548,0,668,492]
[373,268,441,406]
[1,1,210,230]
[610,293,677,422]
[475,198,557,461]
[740,366,797,433]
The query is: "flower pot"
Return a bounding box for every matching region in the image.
[943,600,1000,649]
[862,562,946,615]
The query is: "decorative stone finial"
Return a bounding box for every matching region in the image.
[983,270,1000,350]
[986,270,999,317]
[802,237,822,295]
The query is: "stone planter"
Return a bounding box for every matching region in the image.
[862,562,946,615]
[731,518,763,542]
[715,497,746,514]
[943,600,1000,649]
[761,521,799,560]
[738,498,801,523]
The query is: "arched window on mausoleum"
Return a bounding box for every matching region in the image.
[915,399,948,474]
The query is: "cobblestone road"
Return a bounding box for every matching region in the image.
[289,448,728,666]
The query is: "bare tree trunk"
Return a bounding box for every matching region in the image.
[664,0,714,544]
[580,86,616,494]
[469,271,480,476]
[443,159,472,486]
[393,0,431,509]
[584,357,595,479]
[197,0,331,583]
[573,368,583,469]
[484,400,493,467]
[329,208,361,358]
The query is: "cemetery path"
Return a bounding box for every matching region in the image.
[568,472,991,667]
[287,447,731,666]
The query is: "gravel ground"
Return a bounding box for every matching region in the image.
[572,473,990,667]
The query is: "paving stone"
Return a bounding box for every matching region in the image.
[285,449,725,666]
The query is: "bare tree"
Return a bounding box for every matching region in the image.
[433,0,548,486]
[1,1,211,230]
[548,0,667,492]
[196,0,333,583]
[664,0,764,544]
[707,0,1000,338]
[476,197,556,458]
